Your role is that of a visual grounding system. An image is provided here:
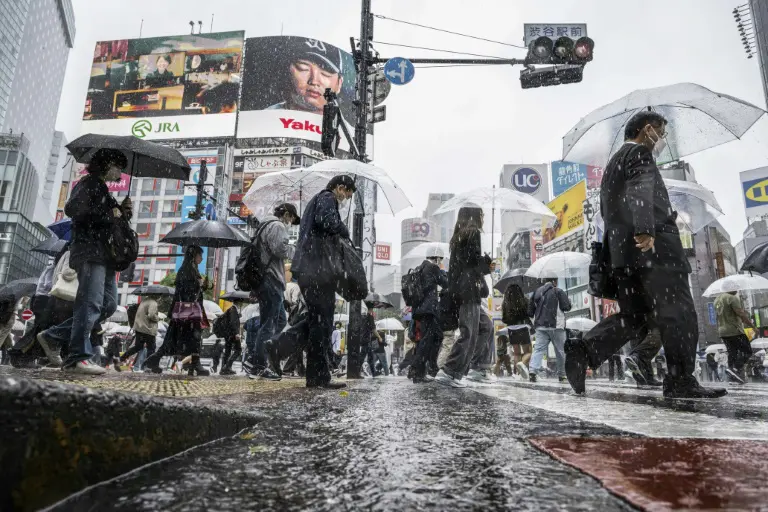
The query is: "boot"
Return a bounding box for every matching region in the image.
[564,338,589,394]
[185,355,209,376]
[663,376,727,399]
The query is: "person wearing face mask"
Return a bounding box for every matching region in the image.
[246,203,300,381]
[565,111,727,399]
[37,149,130,375]
[291,175,356,389]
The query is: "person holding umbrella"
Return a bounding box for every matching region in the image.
[566,111,726,399]
[37,149,130,375]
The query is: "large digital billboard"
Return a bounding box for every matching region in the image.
[82,31,245,140]
[238,36,356,141]
[542,180,586,245]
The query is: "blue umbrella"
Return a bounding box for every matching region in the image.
[48,219,72,241]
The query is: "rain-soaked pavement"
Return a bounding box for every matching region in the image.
[47,376,768,511]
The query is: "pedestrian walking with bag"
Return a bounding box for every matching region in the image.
[501,283,533,380]
[120,295,161,370]
[715,291,754,384]
[215,302,243,376]
[528,279,571,383]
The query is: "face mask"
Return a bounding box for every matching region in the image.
[338,198,351,211]
[105,165,123,181]
[648,127,667,159]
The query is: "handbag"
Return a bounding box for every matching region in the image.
[336,237,369,301]
[588,241,618,300]
[49,254,78,302]
[172,302,203,322]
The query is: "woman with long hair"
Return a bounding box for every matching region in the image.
[145,245,210,376]
[435,206,494,388]
[501,283,533,379]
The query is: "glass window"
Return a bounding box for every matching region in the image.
[141,179,158,196]
[231,178,243,194]
[162,199,180,217]
[166,179,184,195]
[138,201,154,219]
[136,223,155,239]
[159,223,174,236]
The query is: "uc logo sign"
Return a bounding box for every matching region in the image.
[132,120,152,139]
[512,167,541,194]
[743,177,768,206]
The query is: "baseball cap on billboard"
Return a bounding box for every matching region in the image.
[289,37,343,75]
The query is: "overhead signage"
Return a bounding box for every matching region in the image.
[741,166,768,217]
[523,23,588,47]
[374,242,392,264]
[500,163,550,204]
[543,181,586,245]
[384,57,415,85]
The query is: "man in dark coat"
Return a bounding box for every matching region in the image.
[409,247,448,382]
[566,111,726,399]
[291,175,355,389]
[218,303,242,375]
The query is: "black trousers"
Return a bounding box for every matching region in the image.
[121,332,156,364]
[608,354,624,380]
[722,333,751,372]
[628,328,663,379]
[299,278,335,386]
[222,335,242,370]
[268,320,309,375]
[584,268,697,383]
[411,315,443,378]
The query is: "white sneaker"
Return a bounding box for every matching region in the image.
[36,333,63,366]
[63,360,107,375]
[466,369,495,384]
[434,369,467,388]
[516,362,529,381]
[624,370,637,385]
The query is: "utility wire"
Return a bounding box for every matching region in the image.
[415,63,508,69]
[373,13,527,49]
[371,40,508,59]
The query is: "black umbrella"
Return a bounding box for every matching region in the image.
[0,278,39,302]
[32,236,67,256]
[741,241,768,274]
[364,292,394,309]
[66,134,191,181]
[160,219,251,248]
[132,285,175,296]
[494,268,547,295]
[220,290,257,302]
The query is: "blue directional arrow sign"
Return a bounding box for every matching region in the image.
[383,57,415,85]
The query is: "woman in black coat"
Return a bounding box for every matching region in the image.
[145,245,210,376]
[435,207,493,387]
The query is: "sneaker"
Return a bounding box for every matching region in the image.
[558,376,568,384]
[423,373,435,382]
[434,369,467,388]
[466,369,495,384]
[248,368,282,381]
[62,360,107,376]
[624,370,637,385]
[516,362,529,381]
[623,357,648,385]
[36,333,62,366]
[725,368,745,384]
[529,373,538,383]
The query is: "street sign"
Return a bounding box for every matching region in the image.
[21,309,33,321]
[384,57,415,85]
[368,68,391,106]
[523,24,588,47]
[369,105,386,124]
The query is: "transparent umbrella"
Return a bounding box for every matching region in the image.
[203,300,224,319]
[376,318,405,331]
[399,242,450,271]
[242,168,334,218]
[664,179,723,233]
[562,83,766,166]
[566,317,598,332]
[702,274,768,297]
[525,252,591,280]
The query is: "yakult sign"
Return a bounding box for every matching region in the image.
[500,164,550,203]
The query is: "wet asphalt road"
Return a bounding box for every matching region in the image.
[51,378,637,512]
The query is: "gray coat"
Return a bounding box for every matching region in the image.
[528,282,571,329]
[257,216,295,290]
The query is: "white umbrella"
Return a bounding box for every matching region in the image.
[750,339,768,350]
[242,167,334,218]
[566,317,597,332]
[240,303,260,323]
[376,318,405,331]
[106,325,131,335]
[702,274,768,297]
[306,160,412,215]
[333,313,349,324]
[664,179,724,233]
[399,242,450,271]
[107,305,128,323]
[705,343,726,355]
[562,83,766,166]
[525,252,591,280]
[203,300,223,319]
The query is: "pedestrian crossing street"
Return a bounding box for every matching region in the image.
[467,378,768,440]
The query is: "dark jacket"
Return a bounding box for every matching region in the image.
[220,305,240,339]
[175,262,204,304]
[600,143,690,273]
[292,190,350,282]
[413,260,448,318]
[448,230,492,305]
[528,283,571,329]
[65,174,118,268]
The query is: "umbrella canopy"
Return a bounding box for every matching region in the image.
[160,220,250,248]
[400,242,450,270]
[750,339,768,350]
[364,293,394,309]
[32,237,67,257]
[106,325,131,335]
[702,274,768,297]
[376,317,405,331]
[67,134,191,180]
[0,278,38,302]
[705,343,726,355]
[107,305,128,323]
[741,241,768,274]
[305,160,412,215]
[240,303,260,322]
[242,168,335,218]
[566,317,598,332]
[220,290,257,302]
[432,187,556,233]
[132,285,175,296]
[333,314,349,324]
[525,252,591,280]
[494,268,547,295]
[204,300,224,319]
[562,83,766,166]
[663,179,723,233]
[47,218,72,241]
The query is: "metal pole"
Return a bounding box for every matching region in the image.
[346,0,373,380]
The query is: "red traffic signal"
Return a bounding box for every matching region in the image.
[572,37,595,63]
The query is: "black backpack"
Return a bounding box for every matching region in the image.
[235,220,277,292]
[401,264,427,307]
[127,303,140,328]
[212,314,228,338]
[108,216,139,272]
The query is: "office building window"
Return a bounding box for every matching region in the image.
[136,223,155,239]
[162,199,180,217]
[138,200,154,219]
[141,179,158,196]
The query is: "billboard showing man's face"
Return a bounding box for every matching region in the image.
[238,36,356,141]
[82,31,244,140]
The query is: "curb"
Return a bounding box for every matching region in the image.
[0,376,264,512]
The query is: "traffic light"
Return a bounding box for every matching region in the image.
[527,36,554,64]
[525,36,594,65]
[520,65,583,89]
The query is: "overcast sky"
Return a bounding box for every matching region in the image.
[56,0,768,261]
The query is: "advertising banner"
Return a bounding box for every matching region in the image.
[740,166,768,217]
[542,181,586,245]
[70,163,131,192]
[82,31,244,139]
[582,166,604,249]
[374,242,392,264]
[500,164,550,204]
[551,161,587,197]
[238,36,356,141]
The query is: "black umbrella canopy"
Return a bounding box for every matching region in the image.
[741,241,768,274]
[160,220,251,248]
[494,268,547,295]
[0,278,39,302]
[364,292,394,309]
[132,285,175,296]
[67,134,191,181]
[220,290,257,302]
[32,237,67,257]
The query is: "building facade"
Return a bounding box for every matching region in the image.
[423,193,456,244]
[750,0,768,107]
